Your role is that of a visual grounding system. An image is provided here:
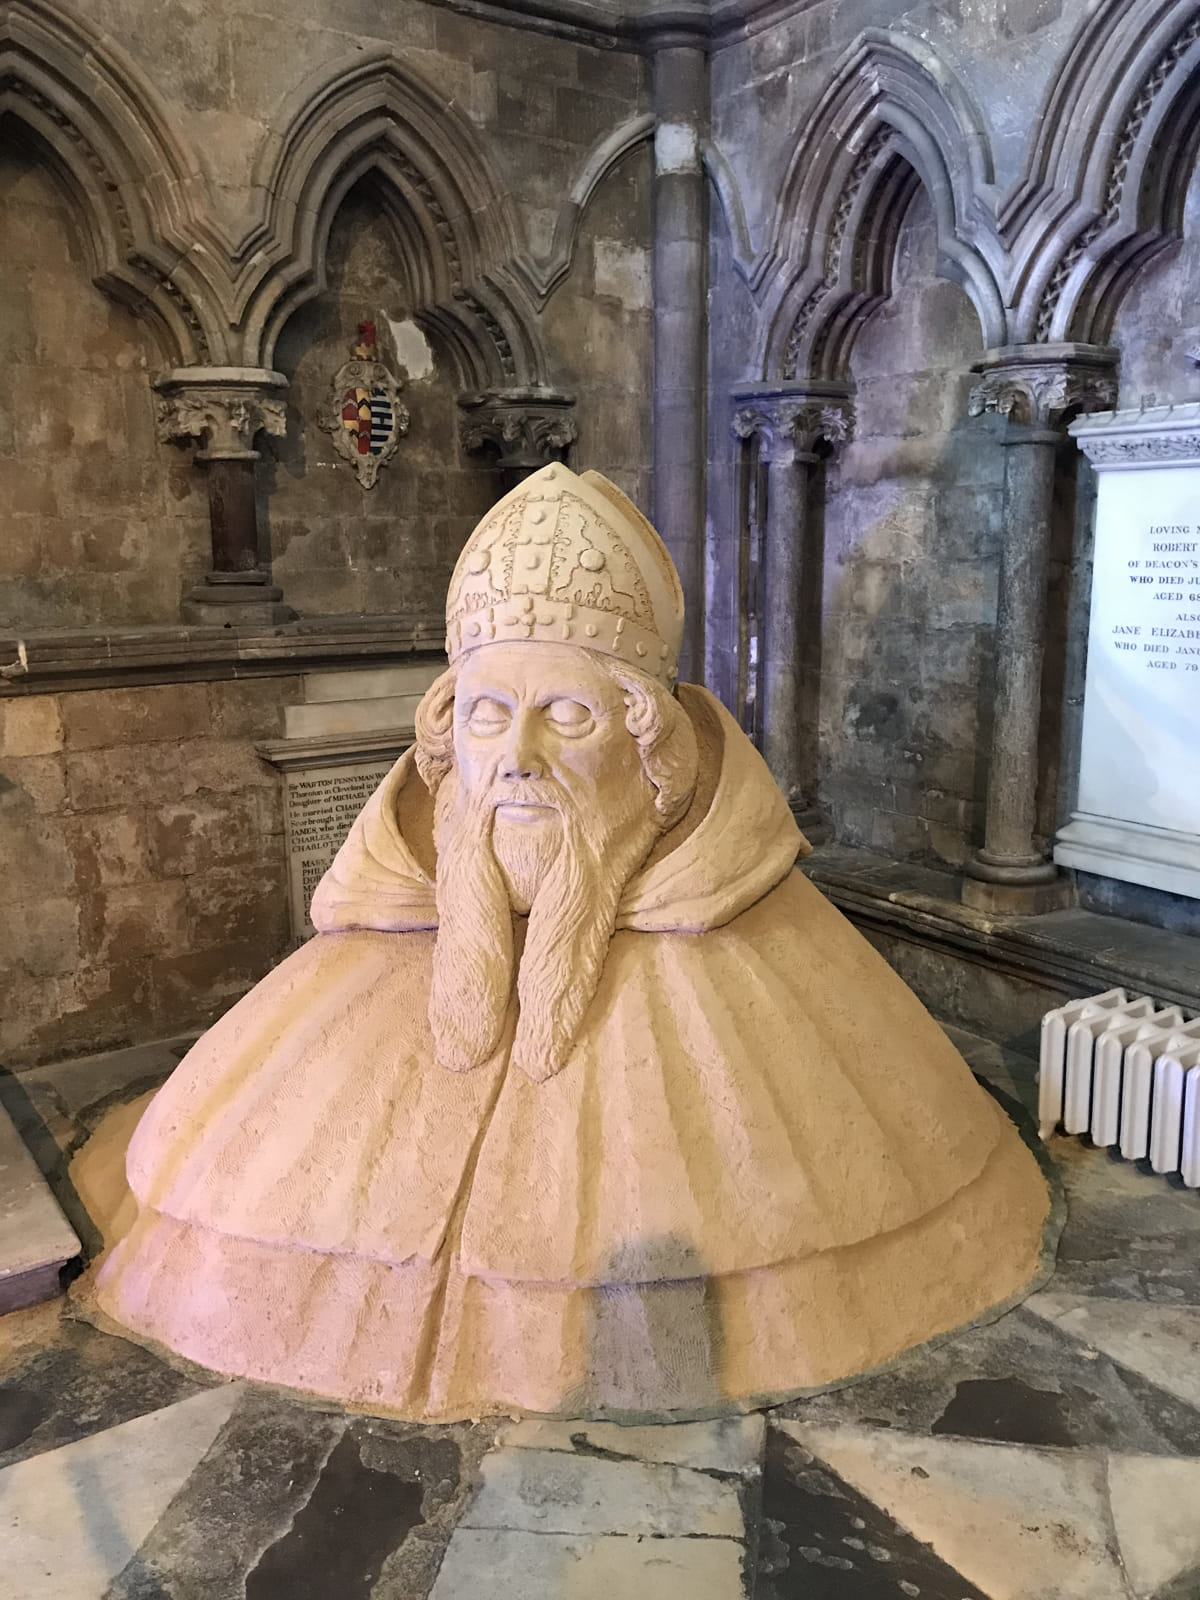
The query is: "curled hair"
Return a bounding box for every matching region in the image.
[596,657,699,829]
[413,665,458,795]
[413,650,699,827]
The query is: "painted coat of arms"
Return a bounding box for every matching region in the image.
[318,322,410,489]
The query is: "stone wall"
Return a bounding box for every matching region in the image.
[817,190,1000,865]
[708,0,1200,902]
[0,139,209,630]
[1,679,294,1068]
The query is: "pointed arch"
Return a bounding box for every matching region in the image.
[508,112,655,308]
[755,29,1004,380]
[0,0,223,363]
[230,50,548,385]
[1005,0,1200,343]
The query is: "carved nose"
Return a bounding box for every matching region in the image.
[500,713,545,780]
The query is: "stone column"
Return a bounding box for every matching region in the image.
[155,367,293,625]
[640,9,709,682]
[962,343,1117,913]
[732,385,853,827]
[458,388,578,493]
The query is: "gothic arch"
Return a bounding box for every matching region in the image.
[509,112,655,307]
[230,50,548,387]
[755,29,1004,381]
[0,0,221,363]
[1004,0,1200,343]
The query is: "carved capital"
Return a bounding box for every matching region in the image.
[155,368,288,458]
[968,346,1117,429]
[458,388,578,474]
[732,391,854,464]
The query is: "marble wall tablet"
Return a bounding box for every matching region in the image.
[260,664,441,937]
[1058,404,1200,901]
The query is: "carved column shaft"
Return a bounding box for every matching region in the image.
[459,388,578,494]
[155,367,293,624]
[646,19,709,682]
[963,344,1117,912]
[206,458,259,575]
[985,424,1061,866]
[733,387,853,822]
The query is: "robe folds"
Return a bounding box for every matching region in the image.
[97,685,1049,1421]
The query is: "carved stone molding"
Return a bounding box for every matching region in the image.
[1070,401,1200,469]
[458,388,578,479]
[968,344,1118,429]
[732,386,855,463]
[155,367,288,459]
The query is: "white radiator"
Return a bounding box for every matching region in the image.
[1039,988,1200,1184]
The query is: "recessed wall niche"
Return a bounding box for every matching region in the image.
[819,183,995,868]
[268,174,498,620]
[0,133,209,631]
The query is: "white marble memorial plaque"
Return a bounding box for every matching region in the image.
[284,761,393,937]
[1056,403,1200,898]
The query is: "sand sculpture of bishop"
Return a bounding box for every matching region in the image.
[95,464,1049,1419]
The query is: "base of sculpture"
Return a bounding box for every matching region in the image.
[78,1088,1048,1422]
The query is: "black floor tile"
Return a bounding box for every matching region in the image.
[775,1305,1200,1458]
[758,1423,990,1599]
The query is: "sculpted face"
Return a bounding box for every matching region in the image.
[452,643,650,911]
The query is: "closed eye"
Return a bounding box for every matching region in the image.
[466,697,511,734]
[545,699,594,736]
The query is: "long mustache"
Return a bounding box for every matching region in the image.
[489,778,564,809]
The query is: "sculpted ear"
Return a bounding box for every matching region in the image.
[414,666,458,795]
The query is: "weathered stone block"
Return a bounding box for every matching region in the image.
[0,894,79,978]
[94,881,190,963]
[4,816,74,902]
[184,863,290,949]
[61,684,211,751]
[147,794,273,878]
[0,754,67,816]
[152,937,274,1021]
[66,810,152,890]
[593,240,652,311]
[1,698,63,759]
[66,746,182,813]
[205,677,299,740]
[178,739,279,796]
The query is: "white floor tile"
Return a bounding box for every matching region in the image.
[779,1421,1128,1600]
[1026,1291,1200,1411]
[1107,1453,1200,1597]
[0,1383,242,1600]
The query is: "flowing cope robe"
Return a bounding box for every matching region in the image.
[97,686,1049,1420]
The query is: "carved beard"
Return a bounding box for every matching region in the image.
[428,763,661,1082]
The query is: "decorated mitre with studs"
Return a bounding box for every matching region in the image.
[445,463,685,687]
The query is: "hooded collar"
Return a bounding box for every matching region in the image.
[309,683,807,938]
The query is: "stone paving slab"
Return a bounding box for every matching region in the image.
[0,1103,80,1312]
[779,1421,1130,1600]
[461,1445,745,1538]
[0,1383,242,1600]
[498,1413,764,1474]
[430,1528,747,1599]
